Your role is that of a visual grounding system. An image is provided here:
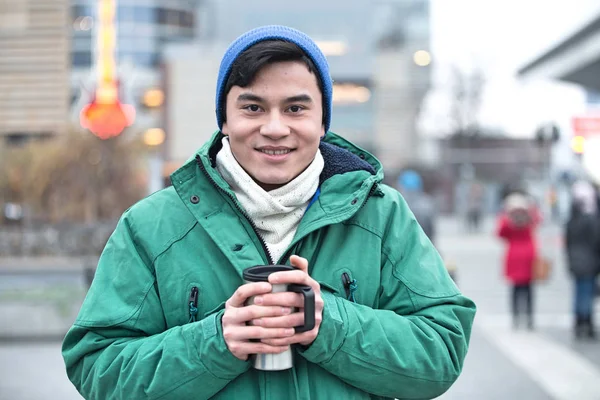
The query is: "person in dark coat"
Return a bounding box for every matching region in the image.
[565,180,599,339]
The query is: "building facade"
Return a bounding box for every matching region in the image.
[0,0,70,146]
[372,0,431,177]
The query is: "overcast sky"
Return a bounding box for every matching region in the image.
[422,0,600,137]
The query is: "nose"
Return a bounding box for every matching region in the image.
[259,112,290,139]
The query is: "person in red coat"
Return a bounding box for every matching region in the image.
[497,192,541,330]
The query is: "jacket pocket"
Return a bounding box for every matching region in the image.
[318,269,359,303]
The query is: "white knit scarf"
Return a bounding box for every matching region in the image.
[215,138,324,263]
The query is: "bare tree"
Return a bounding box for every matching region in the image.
[0,127,146,224]
[448,65,486,137]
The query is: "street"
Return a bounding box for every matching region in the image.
[0,216,599,399]
[436,217,600,400]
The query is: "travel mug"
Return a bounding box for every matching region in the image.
[242,265,315,371]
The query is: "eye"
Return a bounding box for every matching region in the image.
[243,104,262,112]
[287,105,304,113]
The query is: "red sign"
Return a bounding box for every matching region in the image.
[80,101,135,140]
[572,116,600,137]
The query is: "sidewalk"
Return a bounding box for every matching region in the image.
[0,256,92,273]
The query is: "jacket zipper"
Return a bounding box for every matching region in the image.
[342,272,358,302]
[188,286,199,322]
[196,155,274,264]
[357,182,379,212]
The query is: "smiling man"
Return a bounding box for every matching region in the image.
[62,25,476,400]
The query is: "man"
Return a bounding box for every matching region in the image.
[62,25,476,399]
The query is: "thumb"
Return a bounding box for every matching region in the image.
[289,255,309,274]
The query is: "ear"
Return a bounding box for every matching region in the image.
[320,125,326,139]
[221,122,229,136]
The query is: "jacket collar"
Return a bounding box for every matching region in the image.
[171,131,383,244]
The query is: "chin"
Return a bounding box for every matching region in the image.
[255,175,293,189]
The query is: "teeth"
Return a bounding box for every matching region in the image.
[259,149,291,155]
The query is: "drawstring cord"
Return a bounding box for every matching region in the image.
[189,286,199,322]
[347,279,358,302]
[342,272,358,302]
[188,302,198,323]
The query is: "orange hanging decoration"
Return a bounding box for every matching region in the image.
[80,0,135,139]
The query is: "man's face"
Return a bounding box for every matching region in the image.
[222,61,325,191]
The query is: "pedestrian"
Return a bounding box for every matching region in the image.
[497,191,540,330]
[397,169,437,245]
[62,25,476,399]
[565,180,599,339]
[466,182,484,233]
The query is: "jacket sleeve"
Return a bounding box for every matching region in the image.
[62,214,249,400]
[299,199,476,399]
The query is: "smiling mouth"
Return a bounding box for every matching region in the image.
[257,149,293,155]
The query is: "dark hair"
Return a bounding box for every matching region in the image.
[221,40,324,123]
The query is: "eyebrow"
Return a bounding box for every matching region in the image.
[236,93,264,103]
[285,94,313,104]
[236,93,313,104]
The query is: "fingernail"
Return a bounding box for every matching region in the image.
[254,296,263,304]
[286,328,295,335]
[253,318,262,326]
[281,307,291,314]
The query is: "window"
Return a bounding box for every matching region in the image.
[156,8,195,28]
[126,52,159,67]
[133,6,155,23]
[117,5,134,22]
[72,51,92,67]
[71,4,92,19]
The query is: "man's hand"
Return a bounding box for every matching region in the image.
[222,281,296,361]
[252,255,324,347]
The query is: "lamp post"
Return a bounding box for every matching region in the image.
[141,87,166,195]
[143,127,166,195]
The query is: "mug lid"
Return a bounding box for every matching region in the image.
[243,265,294,282]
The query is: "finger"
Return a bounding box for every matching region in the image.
[231,342,291,356]
[268,271,321,294]
[223,325,296,341]
[257,292,304,308]
[252,312,304,329]
[290,255,309,273]
[261,331,314,346]
[268,270,311,286]
[224,305,292,324]
[226,282,272,308]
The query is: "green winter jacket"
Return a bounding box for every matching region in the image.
[62,131,476,400]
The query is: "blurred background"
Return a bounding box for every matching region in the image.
[1,0,600,399]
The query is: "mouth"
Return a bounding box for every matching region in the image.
[256,148,294,156]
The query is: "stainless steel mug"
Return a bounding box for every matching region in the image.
[242,265,315,371]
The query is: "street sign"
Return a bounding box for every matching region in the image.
[571,115,600,137]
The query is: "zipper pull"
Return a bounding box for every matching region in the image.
[342,272,358,303]
[189,286,199,323]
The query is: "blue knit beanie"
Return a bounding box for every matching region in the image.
[215,25,333,133]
